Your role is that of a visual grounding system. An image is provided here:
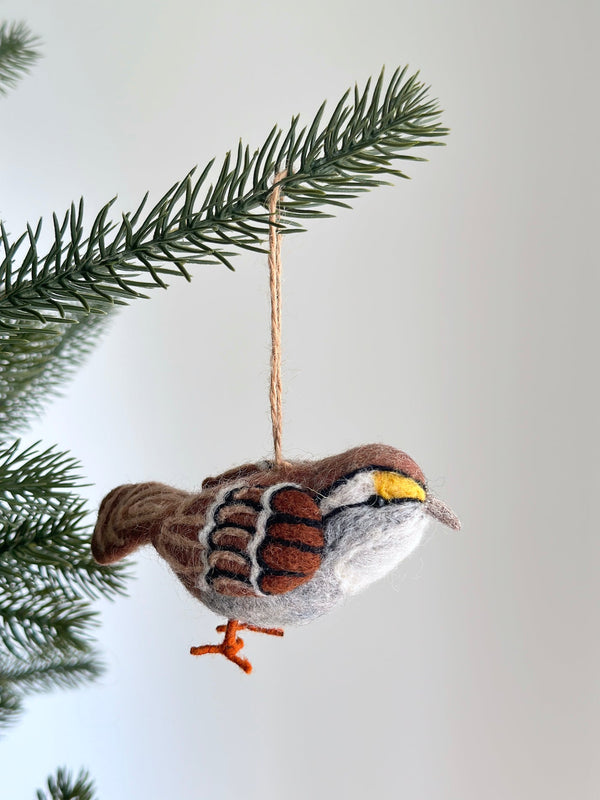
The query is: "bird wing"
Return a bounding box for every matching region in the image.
[199,483,324,597]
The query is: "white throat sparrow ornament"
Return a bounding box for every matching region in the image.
[92,443,459,673]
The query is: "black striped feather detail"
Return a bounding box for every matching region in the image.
[203,485,324,597]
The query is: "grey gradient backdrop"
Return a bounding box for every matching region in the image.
[1,0,598,798]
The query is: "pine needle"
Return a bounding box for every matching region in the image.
[0,21,42,96]
[0,66,447,333]
[35,767,97,800]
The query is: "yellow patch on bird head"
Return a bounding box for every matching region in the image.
[373,471,426,503]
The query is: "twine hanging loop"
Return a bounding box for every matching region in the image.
[268,171,287,466]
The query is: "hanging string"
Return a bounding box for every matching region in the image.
[268,171,287,466]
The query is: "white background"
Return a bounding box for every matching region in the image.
[1,0,598,798]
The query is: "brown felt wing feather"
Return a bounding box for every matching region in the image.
[200,484,324,598]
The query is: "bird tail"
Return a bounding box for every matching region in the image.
[91,482,188,564]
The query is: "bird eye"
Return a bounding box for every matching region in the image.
[367,495,386,508]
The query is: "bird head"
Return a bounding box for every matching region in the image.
[311,445,460,596]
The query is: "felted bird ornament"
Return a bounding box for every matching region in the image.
[92,443,459,673]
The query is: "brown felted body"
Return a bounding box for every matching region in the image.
[91,482,189,565]
[91,444,459,630]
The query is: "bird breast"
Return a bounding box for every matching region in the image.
[325,502,428,595]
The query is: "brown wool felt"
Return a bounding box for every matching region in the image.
[199,444,427,497]
[215,507,257,528]
[93,443,460,674]
[92,443,440,584]
[270,487,321,519]
[258,541,321,574]
[232,486,265,505]
[209,551,251,576]
[211,527,253,551]
[266,521,325,549]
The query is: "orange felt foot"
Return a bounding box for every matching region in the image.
[216,622,284,637]
[190,619,252,674]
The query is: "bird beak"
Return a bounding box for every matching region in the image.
[426,495,461,530]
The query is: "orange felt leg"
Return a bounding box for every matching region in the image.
[190,619,252,674]
[216,623,284,637]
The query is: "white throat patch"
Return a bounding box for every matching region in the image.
[327,504,428,595]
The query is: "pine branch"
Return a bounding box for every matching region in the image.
[0,440,127,726]
[0,650,102,734]
[0,680,21,729]
[0,315,107,434]
[0,439,86,511]
[0,21,42,96]
[0,495,127,601]
[0,440,128,600]
[0,650,101,695]
[35,767,96,800]
[0,591,94,659]
[0,66,447,333]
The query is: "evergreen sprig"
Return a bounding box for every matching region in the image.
[0,440,127,600]
[35,767,97,800]
[0,67,446,334]
[0,490,126,601]
[1,652,100,696]
[0,439,86,511]
[1,651,101,733]
[0,315,107,434]
[0,591,94,659]
[0,21,42,96]
[0,440,127,731]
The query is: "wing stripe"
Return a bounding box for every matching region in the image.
[264,537,323,554]
[208,551,251,577]
[208,566,253,584]
[227,498,261,512]
[210,523,255,537]
[211,527,253,551]
[199,482,324,598]
[230,487,264,506]
[266,520,325,549]
[216,507,258,528]
[270,488,321,520]
[260,566,308,577]
[259,541,320,574]
[267,512,322,528]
